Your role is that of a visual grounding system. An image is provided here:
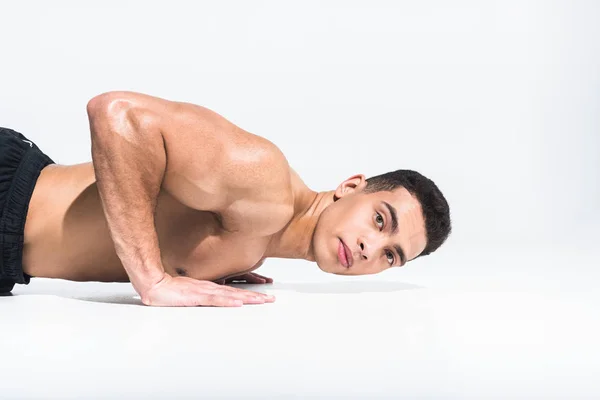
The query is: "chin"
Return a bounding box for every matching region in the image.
[314,254,335,274]
[315,256,343,275]
[314,259,330,273]
[312,231,341,274]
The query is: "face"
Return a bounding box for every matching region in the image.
[312,174,427,275]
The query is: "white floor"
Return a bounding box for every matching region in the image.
[1,244,599,399]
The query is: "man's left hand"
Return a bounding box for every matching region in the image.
[214,272,273,285]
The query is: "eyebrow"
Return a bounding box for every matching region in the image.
[382,201,407,266]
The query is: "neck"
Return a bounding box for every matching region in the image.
[264,169,335,261]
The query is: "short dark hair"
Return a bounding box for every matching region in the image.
[363,169,451,259]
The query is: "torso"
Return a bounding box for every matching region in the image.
[22,162,281,283]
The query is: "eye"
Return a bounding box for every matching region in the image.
[385,250,395,266]
[375,212,384,230]
[376,212,395,266]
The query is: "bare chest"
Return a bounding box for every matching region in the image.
[24,163,278,283]
[154,190,271,281]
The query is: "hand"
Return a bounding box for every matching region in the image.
[214,272,273,285]
[140,273,275,307]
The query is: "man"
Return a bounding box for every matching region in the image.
[0,91,452,307]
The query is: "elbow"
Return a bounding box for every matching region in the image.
[87,91,160,136]
[86,91,135,120]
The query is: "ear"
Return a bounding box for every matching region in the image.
[334,174,367,201]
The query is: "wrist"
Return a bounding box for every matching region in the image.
[132,269,168,297]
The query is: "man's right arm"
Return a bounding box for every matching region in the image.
[86,91,275,307]
[87,92,168,297]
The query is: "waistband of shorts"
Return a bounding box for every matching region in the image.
[0,147,54,283]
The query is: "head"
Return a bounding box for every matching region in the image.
[311,169,451,275]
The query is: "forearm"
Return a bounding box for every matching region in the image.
[87,94,166,294]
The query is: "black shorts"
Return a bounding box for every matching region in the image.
[0,127,55,293]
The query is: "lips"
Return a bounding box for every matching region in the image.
[338,239,353,268]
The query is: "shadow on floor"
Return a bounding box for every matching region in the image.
[6,291,144,306]
[75,295,145,306]
[232,280,423,294]
[7,280,423,306]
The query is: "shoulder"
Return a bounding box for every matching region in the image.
[92,91,296,231]
[220,140,295,235]
[225,138,291,195]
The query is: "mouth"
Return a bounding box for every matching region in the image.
[337,239,353,268]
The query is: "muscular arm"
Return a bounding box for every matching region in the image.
[86,91,290,300]
[87,92,170,295]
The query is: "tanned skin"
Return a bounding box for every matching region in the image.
[22,91,428,307]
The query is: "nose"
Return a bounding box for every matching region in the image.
[358,241,368,261]
[359,233,388,263]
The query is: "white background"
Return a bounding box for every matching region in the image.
[1,1,599,399]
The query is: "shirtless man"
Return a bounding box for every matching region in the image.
[0,91,451,307]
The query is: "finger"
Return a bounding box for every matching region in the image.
[227,286,275,301]
[223,292,268,304]
[226,289,275,303]
[206,280,274,299]
[208,286,272,303]
[199,294,243,307]
[245,274,266,284]
[211,282,265,295]
[251,272,273,283]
